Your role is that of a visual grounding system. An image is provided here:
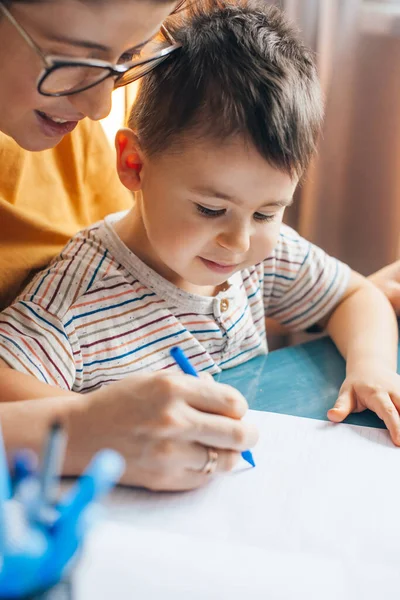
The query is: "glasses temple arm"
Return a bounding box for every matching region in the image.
[0,3,49,65]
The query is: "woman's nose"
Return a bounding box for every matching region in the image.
[68,78,114,121]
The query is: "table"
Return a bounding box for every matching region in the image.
[76,334,400,599]
[217,335,400,429]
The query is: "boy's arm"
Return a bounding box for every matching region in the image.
[368,260,400,316]
[0,358,76,401]
[265,259,400,335]
[322,271,400,443]
[324,272,398,369]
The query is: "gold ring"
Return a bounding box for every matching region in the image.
[201,448,218,475]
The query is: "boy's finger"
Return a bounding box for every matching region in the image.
[327,390,354,423]
[371,392,400,446]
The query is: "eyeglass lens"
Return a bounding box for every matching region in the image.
[41,31,172,95]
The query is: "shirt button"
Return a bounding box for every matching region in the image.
[220,298,229,312]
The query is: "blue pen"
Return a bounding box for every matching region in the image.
[170,346,255,467]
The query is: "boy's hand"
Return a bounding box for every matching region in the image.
[328,363,400,445]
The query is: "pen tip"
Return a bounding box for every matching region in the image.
[242,450,255,468]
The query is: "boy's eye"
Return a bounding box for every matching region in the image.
[253,212,276,223]
[196,204,226,218]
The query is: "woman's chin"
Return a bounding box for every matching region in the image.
[3,121,65,152]
[13,132,64,152]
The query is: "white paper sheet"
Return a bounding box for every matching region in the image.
[75,412,400,599]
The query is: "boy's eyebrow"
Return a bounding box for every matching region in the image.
[190,186,232,200]
[190,186,293,208]
[261,198,294,208]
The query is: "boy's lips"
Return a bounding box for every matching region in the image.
[200,257,239,274]
[35,110,80,137]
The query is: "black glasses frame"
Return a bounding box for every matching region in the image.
[0,3,182,97]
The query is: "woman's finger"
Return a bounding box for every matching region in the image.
[184,406,259,451]
[187,443,240,474]
[121,441,240,491]
[177,375,249,419]
[150,439,241,473]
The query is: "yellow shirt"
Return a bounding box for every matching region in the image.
[0,120,132,310]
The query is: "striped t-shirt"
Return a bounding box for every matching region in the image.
[0,213,350,392]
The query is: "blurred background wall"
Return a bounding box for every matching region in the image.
[277,0,400,277]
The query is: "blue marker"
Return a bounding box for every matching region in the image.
[170,346,255,467]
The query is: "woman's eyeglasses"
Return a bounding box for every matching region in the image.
[0,3,182,97]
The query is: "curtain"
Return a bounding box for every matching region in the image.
[276,0,400,276]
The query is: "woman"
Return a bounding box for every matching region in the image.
[0,0,257,491]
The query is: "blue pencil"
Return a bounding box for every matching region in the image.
[170,346,255,468]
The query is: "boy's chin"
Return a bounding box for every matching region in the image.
[187,271,237,289]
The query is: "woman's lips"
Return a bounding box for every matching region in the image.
[35,110,79,137]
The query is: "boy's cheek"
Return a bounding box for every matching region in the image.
[256,230,281,259]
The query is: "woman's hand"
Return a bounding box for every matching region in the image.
[67,371,259,491]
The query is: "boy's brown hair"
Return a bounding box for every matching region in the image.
[129,0,323,178]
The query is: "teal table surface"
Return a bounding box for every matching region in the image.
[216,336,400,429]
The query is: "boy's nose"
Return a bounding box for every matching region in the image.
[68,78,114,122]
[216,223,251,255]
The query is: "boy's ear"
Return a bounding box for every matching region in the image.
[115,128,144,192]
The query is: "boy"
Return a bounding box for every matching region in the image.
[0,0,399,446]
